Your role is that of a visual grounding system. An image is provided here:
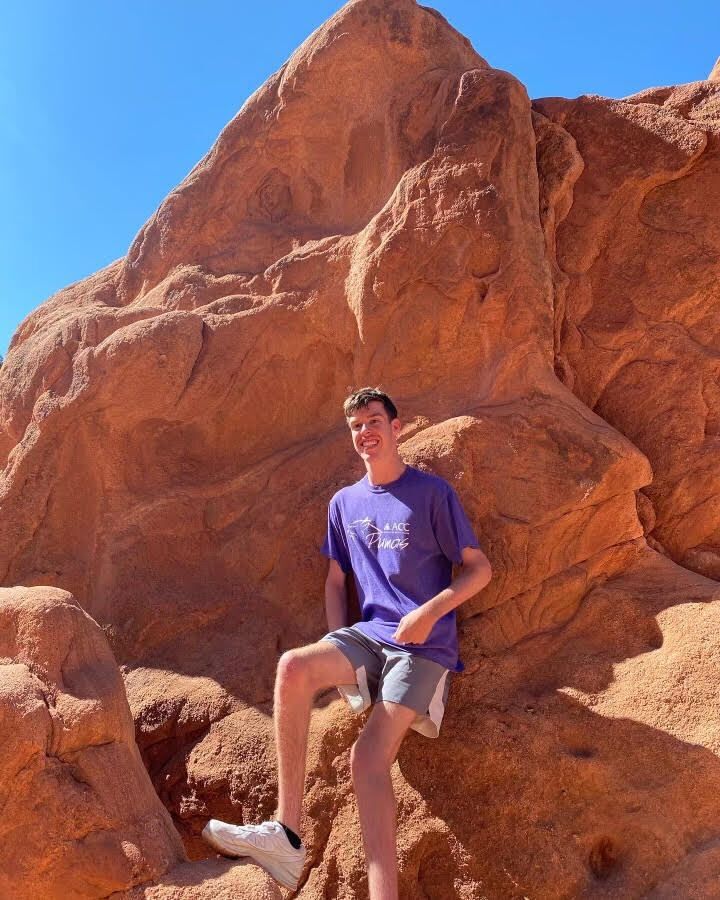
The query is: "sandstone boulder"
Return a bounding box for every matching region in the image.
[0,586,185,899]
[534,76,720,583]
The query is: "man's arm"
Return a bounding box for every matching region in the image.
[324,558,350,632]
[421,546,492,621]
[393,546,492,645]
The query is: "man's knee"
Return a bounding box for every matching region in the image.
[275,642,333,693]
[350,736,392,782]
[276,648,312,692]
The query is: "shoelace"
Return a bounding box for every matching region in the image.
[237,821,282,848]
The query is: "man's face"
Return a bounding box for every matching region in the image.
[347,400,400,462]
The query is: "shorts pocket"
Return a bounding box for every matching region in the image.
[410,669,451,739]
[337,664,372,713]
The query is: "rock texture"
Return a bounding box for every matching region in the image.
[112,857,283,900]
[535,83,720,582]
[1,0,720,896]
[0,586,185,899]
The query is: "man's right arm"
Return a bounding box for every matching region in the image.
[324,558,350,632]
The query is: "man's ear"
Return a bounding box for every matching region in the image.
[392,418,401,438]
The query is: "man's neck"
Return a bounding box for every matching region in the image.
[365,457,407,487]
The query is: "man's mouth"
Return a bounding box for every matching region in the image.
[360,439,379,449]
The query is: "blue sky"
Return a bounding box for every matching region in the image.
[1,0,717,358]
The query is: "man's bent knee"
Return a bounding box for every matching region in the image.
[276,641,355,696]
[276,649,313,693]
[350,738,393,782]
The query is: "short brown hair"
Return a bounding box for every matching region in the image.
[343,387,398,422]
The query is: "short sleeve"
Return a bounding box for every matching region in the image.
[432,484,480,565]
[321,498,352,573]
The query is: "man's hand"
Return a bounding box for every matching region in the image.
[393,606,436,646]
[392,548,492,646]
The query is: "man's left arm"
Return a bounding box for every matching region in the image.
[394,546,492,645]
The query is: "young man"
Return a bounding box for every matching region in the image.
[203,388,492,897]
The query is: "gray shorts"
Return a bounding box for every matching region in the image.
[319,625,452,739]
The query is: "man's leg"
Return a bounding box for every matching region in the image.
[202,639,357,891]
[274,640,356,833]
[350,700,417,900]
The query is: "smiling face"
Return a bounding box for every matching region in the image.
[346,399,401,463]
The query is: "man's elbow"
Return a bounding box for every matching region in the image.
[462,553,492,595]
[460,548,492,585]
[470,561,492,590]
[325,572,347,592]
[324,559,348,592]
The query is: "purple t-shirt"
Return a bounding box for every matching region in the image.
[321,464,481,672]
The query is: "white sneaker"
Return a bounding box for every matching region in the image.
[201,818,306,891]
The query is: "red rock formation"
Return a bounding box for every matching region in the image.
[534,82,720,582]
[0,586,185,899]
[113,860,283,899]
[2,0,720,896]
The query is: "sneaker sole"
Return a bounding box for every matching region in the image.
[201,824,302,891]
